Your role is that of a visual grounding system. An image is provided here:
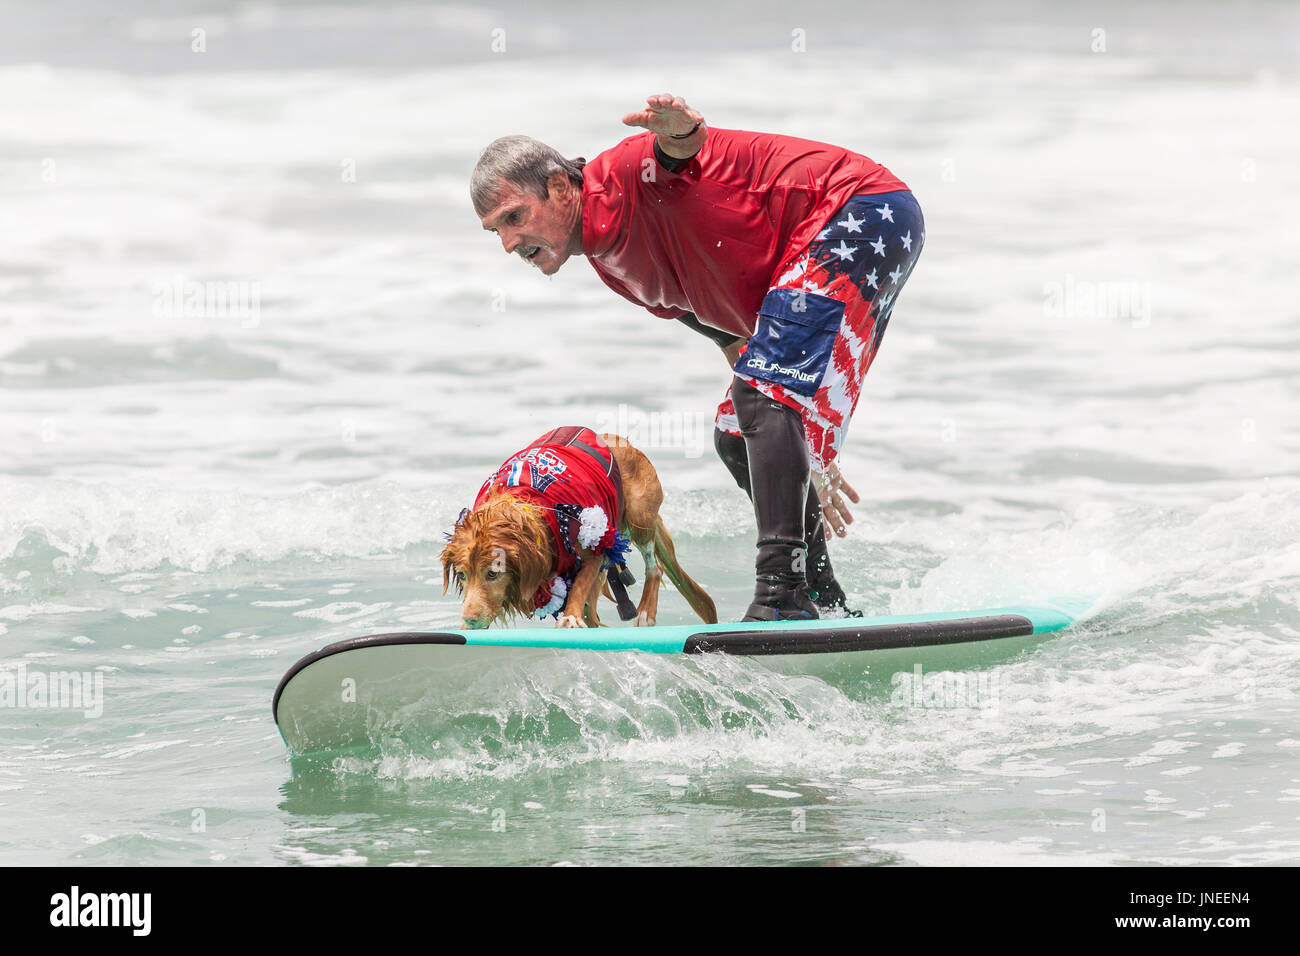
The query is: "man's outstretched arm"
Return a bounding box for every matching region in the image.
[622,94,708,162]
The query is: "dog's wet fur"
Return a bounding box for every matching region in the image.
[441,433,717,629]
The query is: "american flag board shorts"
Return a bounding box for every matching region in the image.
[716,189,925,474]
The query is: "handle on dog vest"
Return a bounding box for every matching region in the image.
[607,572,639,621]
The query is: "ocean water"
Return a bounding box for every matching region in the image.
[2,0,1298,866]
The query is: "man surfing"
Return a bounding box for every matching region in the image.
[472,94,924,621]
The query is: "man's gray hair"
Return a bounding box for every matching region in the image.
[471,135,585,218]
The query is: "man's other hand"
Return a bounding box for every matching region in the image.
[814,462,860,538]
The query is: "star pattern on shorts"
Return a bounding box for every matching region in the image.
[806,195,919,306]
[837,212,865,234]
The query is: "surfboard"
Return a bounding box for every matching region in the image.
[274,597,1093,755]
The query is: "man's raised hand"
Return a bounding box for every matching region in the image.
[622,95,706,158]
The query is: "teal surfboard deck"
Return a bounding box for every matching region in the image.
[274,598,1093,755]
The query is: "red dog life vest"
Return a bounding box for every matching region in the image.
[472,426,626,614]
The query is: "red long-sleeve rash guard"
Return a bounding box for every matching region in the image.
[581,128,908,340]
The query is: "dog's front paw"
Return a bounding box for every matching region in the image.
[636,610,656,627]
[558,614,586,629]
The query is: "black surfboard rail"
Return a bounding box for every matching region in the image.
[682,613,1035,655]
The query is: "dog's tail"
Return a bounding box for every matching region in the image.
[652,516,718,624]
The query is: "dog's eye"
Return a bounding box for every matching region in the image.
[485,569,501,581]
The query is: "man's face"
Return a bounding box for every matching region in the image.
[479,173,581,276]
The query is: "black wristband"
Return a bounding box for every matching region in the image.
[669,122,701,140]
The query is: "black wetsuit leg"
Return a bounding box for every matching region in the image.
[715,425,852,613]
[728,376,819,621]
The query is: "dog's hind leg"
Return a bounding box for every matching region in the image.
[604,432,710,626]
[631,530,663,627]
[653,516,718,624]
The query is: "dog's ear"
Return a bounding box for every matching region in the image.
[510,543,551,617]
[439,546,454,595]
[440,507,474,595]
[490,506,551,618]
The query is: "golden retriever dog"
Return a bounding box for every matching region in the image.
[441,429,716,629]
